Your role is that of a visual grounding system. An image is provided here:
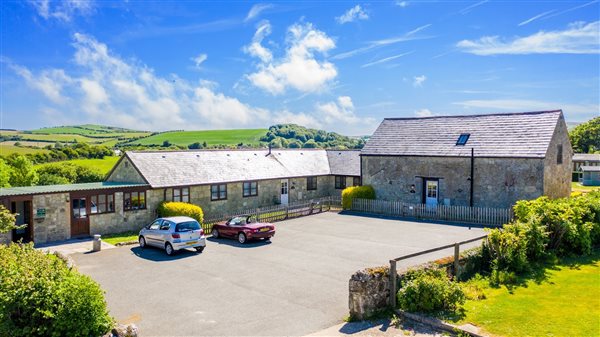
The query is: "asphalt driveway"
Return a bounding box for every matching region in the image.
[72,212,485,337]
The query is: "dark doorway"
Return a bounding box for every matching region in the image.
[11,200,33,243]
[71,197,90,237]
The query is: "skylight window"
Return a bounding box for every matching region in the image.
[456,133,470,146]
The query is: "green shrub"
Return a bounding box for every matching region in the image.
[157,201,204,224]
[397,268,465,313]
[0,243,113,336]
[342,185,376,209]
[483,224,529,273]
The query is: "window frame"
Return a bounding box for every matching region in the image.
[124,190,147,211]
[557,144,563,165]
[172,186,190,203]
[353,176,361,186]
[335,175,346,189]
[242,181,258,197]
[307,176,318,191]
[211,184,227,201]
[89,193,115,215]
[456,133,470,146]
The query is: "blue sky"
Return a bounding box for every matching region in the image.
[1,0,599,135]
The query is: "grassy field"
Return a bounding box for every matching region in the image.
[30,124,145,135]
[572,181,600,193]
[125,129,268,146]
[34,156,120,175]
[458,252,600,337]
[0,143,49,155]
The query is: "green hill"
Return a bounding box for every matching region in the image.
[124,129,268,147]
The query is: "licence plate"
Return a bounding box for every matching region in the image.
[186,241,198,245]
[260,228,270,232]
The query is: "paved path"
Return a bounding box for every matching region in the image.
[307,319,446,337]
[36,237,115,255]
[72,212,484,336]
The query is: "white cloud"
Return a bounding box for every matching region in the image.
[332,24,432,60]
[413,75,426,87]
[457,21,600,55]
[243,21,273,63]
[415,109,435,117]
[9,33,273,130]
[336,5,369,24]
[315,96,377,134]
[245,3,273,22]
[458,0,489,15]
[273,110,320,129]
[396,1,409,8]
[191,53,208,69]
[518,10,555,26]
[245,21,338,95]
[28,0,95,22]
[361,51,413,68]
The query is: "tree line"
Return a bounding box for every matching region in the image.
[569,116,599,154]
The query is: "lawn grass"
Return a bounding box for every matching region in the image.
[101,231,139,246]
[34,156,120,175]
[572,181,600,193]
[125,129,268,146]
[457,251,600,337]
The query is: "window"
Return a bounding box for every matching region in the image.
[176,221,201,232]
[211,184,227,201]
[557,144,563,165]
[243,181,258,197]
[353,176,361,186]
[148,220,161,230]
[159,221,171,231]
[307,176,318,191]
[173,187,190,203]
[335,175,346,189]
[124,191,146,211]
[90,193,115,214]
[456,133,470,146]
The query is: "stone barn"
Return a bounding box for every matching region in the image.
[360,110,572,209]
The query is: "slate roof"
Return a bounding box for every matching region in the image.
[361,110,563,158]
[581,166,600,172]
[126,149,360,188]
[0,182,149,197]
[573,153,600,162]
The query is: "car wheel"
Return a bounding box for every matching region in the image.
[212,228,219,238]
[195,247,204,253]
[139,236,146,248]
[165,243,174,256]
[238,232,247,244]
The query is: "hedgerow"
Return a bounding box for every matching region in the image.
[397,268,465,313]
[0,243,113,336]
[342,185,376,209]
[157,201,204,224]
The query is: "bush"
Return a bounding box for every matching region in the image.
[157,201,204,224]
[0,243,113,336]
[342,185,376,209]
[397,268,465,313]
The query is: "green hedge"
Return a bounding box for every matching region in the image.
[483,191,600,275]
[157,201,204,224]
[342,185,376,209]
[0,243,113,336]
[397,268,465,313]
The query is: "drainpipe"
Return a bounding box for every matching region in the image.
[267,143,272,156]
[469,148,474,207]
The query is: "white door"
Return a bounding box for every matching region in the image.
[280,179,289,205]
[425,180,438,206]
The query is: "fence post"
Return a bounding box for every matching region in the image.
[389,260,397,308]
[453,243,460,280]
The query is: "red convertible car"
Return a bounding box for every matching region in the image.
[211,215,275,244]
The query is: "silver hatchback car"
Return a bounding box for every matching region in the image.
[138,216,206,255]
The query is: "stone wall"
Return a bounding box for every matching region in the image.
[32,193,71,243]
[362,155,545,209]
[0,232,10,245]
[349,267,390,320]
[543,115,573,198]
[105,156,146,184]
[89,189,160,235]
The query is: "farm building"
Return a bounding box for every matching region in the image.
[0,149,360,244]
[360,110,572,209]
[580,166,600,186]
[572,153,600,182]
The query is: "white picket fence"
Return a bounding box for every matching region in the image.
[351,198,512,227]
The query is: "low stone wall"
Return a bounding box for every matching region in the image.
[348,266,390,320]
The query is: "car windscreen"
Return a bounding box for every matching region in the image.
[175,221,201,232]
